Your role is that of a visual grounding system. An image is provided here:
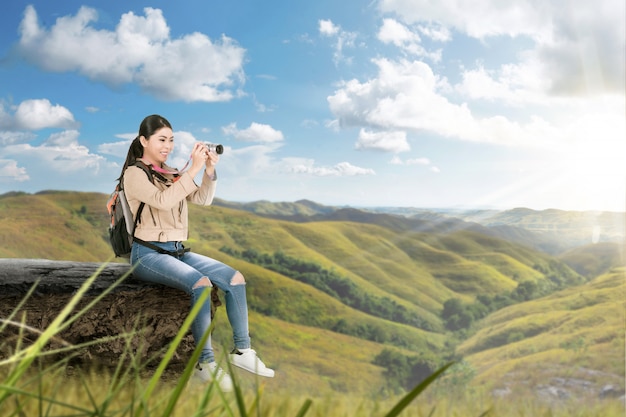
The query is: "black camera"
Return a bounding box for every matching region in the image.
[205,143,224,154]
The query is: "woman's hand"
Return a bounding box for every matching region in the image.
[205,145,219,177]
[189,142,209,177]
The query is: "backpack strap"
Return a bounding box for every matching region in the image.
[135,160,171,183]
[133,238,191,257]
[125,161,154,239]
[131,160,154,183]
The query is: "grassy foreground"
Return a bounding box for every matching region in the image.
[0,267,623,417]
[1,365,623,417]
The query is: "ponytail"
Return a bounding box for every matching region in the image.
[116,136,143,183]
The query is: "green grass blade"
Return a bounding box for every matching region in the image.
[49,264,135,334]
[161,310,217,416]
[0,263,106,405]
[134,285,210,417]
[3,261,133,365]
[233,382,248,417]
[383,362,455,417]
[0,280,40,333]
[294,398,313,417]
[0,384,93,415]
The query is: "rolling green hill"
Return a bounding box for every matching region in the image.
[0,190,624,399]
[558,242,624,278]
[458,268,625,400]
[0,191,113,261]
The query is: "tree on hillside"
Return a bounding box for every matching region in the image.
[441,298,474,331]
[511,280,538,301]
[373,348,439,393]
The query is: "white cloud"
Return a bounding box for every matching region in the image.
[417,23,451,42]
[318,18,357,66]
[328,57,625,151]
[0,131,35,146]
[0,100,101,185]
[0,99,78,130]
[44,129,80,147]
[214,143,374,178]
[0,159,29,182]
[378,0,625,95]
[328,58,477,140]
[378,18,441,61]
[390,155,402,165]
[214,143,282,178]
[4,130,105,172]
[283,158,375,176]
[356,129,410,153]
[222,122,284,143]
[96,133,142,161]
[406,157,430,165]
[0,102,12,128]
[456,65,531,104]
[98,139,132,159]
[378,0,554,40]
[535,4,625,95]
[301,119,319,129]
[390,155,440,172]
[378,18,419,47]
[318,19,340,36]
[17,5,246,102]
[252,94,275,113]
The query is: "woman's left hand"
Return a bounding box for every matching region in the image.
[204,144,219,175]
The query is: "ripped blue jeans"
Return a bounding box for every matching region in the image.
[130,241,250,363]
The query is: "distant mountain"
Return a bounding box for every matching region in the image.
[213,198,336,219]
[408,207,625,252]
[213,198,625,255]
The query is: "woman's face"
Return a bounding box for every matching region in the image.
[141,127,174,166]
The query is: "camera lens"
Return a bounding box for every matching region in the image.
[205,143,224,154]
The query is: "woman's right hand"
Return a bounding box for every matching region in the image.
[189,143,209,177]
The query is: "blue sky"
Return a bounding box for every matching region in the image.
[0,0,624,211]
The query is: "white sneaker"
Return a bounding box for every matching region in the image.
[229,348,275,378]
[193,361,234,392]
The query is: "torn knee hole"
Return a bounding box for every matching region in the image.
[231,271,246,285]
[192,276,212,289]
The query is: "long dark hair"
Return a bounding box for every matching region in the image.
[117,114,172,182]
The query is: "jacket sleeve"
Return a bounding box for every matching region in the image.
[123,165,199,211]
[187,170,217,206]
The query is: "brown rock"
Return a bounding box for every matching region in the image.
[0,259,219,370]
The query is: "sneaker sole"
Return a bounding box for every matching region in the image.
[229,360,275,378]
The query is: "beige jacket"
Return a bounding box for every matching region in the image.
[123,158,217,242]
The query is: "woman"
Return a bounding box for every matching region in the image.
[119,114,274,392]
